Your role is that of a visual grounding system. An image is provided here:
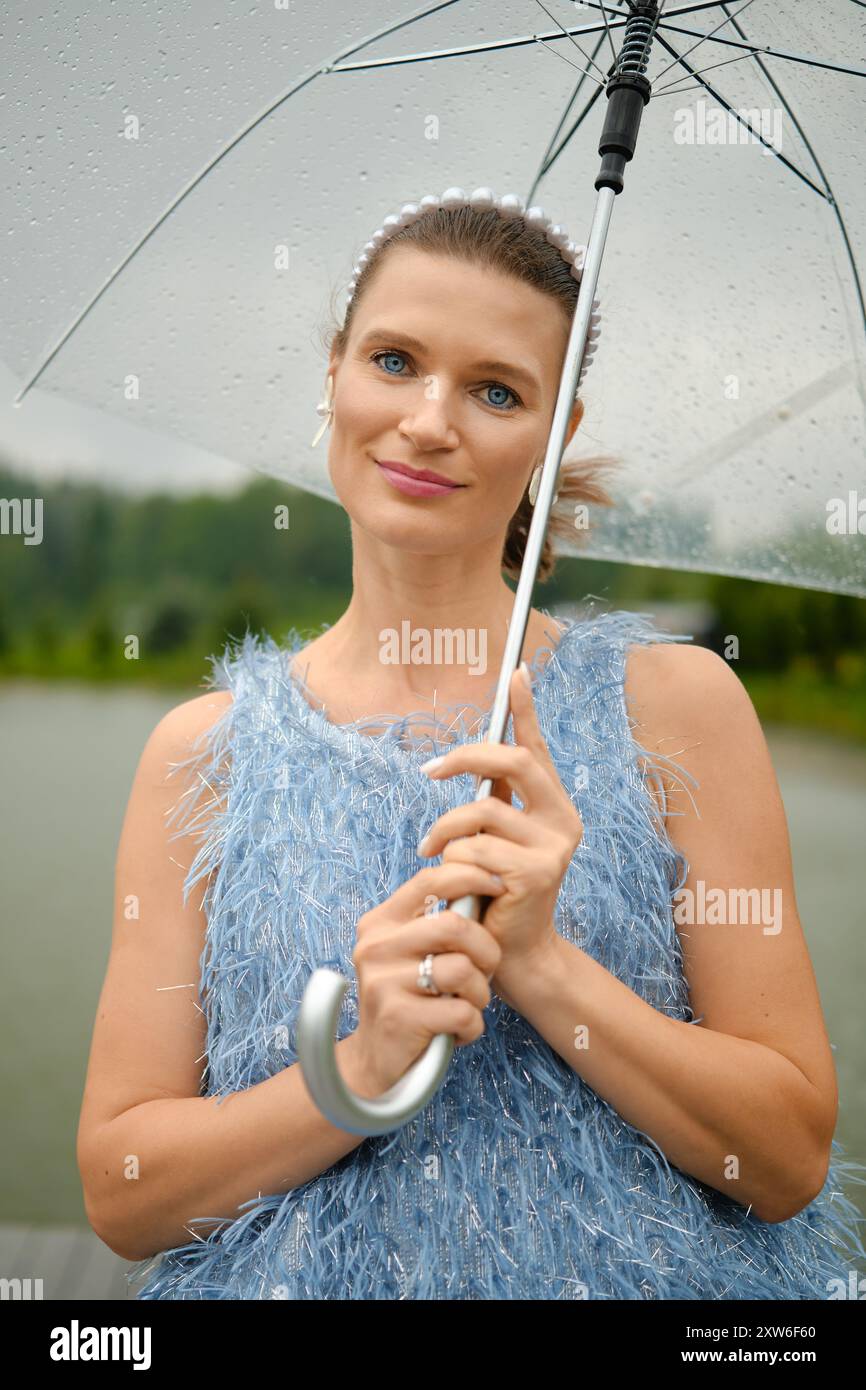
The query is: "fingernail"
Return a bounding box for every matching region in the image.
[519,661,532,689]
[419,754,445,774]
[417,833,431,855]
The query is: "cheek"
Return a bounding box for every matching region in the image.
[487,435,536,502]
[325,379,380,483]
[334,367,391,433]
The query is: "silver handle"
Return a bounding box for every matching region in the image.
[297,888,484,1137]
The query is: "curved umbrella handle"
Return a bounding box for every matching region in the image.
[296,889,485,1137]
[296,184,614,1136]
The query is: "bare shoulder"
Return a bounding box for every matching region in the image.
[173,687,233,730]
[622,641,767,824]
[128,690,235,821]
[150,688,234,757]
[624,640,758,738]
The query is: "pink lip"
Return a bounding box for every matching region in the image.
[375,459,464,498]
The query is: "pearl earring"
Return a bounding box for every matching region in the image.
[528,465,559,508]
[310,374,334,448]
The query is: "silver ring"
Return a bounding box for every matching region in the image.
[417,952,441,995]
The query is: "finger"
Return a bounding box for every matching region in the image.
[400,995,486,1047]
[439,833,540,880]
[421,737,559,815]
[509,665,560,784]
[418,795,545,859]
[378,860,507,923]
[403,912,502,978]
[401,952,492,1010]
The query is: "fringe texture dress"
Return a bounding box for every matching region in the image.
[128,606,866,1299]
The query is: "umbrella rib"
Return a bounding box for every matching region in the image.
[576,1,856,81]
[652,32,832,202]
[324,3,726,73]
[11,4,725,402]
[11,0,468,403]
[526,34,610,203]
[14,0,862,402]
[716,2,866,341]
[656,23,866,365]
[653,0,758,84]
[527,0,666,194]
[529,77,608,197]
[531,32,607,88]
[656,22,866,79]
[653,46,773,94]
[531,0,610,83]
[594,0,621,67]
[580,1,733,21]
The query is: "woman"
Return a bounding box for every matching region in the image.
[77,191,865,1299]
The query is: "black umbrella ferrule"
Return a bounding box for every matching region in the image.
[595,2,656,194]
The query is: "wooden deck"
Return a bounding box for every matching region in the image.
[0,1223,151,1300]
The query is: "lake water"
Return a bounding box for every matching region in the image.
[1,681,864,1230]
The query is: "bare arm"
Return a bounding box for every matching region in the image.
[86,1040,376,1262]
[77,692,375,1263]
[493,643,838,1223]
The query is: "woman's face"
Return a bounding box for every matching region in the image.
[324,245,583,559]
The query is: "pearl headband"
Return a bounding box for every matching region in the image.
[346,186,601,393]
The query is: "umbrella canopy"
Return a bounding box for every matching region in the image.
[3,0,865,594]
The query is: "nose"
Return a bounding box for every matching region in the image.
[398,378,460,451]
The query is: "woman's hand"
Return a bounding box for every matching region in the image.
[348,861,507,1096]
[417,663,584,1001]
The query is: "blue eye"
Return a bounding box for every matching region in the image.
[369,349,521,412]
[483,383,515,410]
[373,350,407,376]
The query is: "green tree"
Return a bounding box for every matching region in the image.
[146,597,196,654]
[84,604,115,670]
[206,579,272,657]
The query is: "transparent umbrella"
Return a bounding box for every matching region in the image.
[4,0,865,595]
[4,0,865,1133]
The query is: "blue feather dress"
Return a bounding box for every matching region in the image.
[129,605,866,1299]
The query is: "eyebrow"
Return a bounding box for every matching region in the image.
[357,327,541,394]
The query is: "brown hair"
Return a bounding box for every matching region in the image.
[319,203,616,582]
